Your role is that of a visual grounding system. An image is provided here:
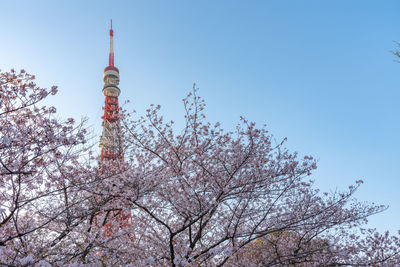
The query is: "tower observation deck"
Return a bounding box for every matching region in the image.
[100,20,123,160]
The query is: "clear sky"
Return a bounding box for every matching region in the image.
[1,0,399,233]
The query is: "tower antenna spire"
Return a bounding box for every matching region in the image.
[109,19,114,66]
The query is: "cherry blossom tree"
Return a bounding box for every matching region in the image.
[100,86,399,266]
[227,228,400,266]
[0,69,91,265]
[1,70,399,266]
[0,69,141,266]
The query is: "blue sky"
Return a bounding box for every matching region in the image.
[1,0,399,233]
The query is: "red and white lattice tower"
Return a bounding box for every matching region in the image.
[100,20,123,160]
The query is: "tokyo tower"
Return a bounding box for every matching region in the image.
[100,20,123,160]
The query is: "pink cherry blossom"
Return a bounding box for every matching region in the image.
[0,72,399,266]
